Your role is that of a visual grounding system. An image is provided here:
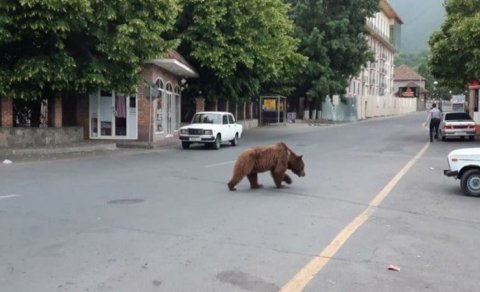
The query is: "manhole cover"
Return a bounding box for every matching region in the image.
[107,198,145,205]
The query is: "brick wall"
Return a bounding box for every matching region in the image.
[141,65,182,141]
[137,86,151,141]
[0,96,13,127]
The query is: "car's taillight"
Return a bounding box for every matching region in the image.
[468,124,476,129]
[444,124,452,129]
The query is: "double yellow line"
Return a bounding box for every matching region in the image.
[280,143,430,292]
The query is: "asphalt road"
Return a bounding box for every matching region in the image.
[1,112,480,292]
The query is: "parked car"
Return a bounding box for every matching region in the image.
[444,148,480,196]
[179,111,243,149]
[438,112,476,141]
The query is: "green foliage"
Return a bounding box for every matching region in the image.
[175,0,306,102]
[395,51,429,69]
[395,50,462,97]
[429,0,480,90]
[0,0,179,99]
[287,0,378,101]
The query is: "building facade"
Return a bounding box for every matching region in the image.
[86,51,197,144]
[393,64,428,111]
[467,81,480,131]
[344,0,417,120]
[0,51,198,148]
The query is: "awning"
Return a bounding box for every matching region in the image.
[147,58,198,78]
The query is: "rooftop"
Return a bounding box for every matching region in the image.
[394,64,425,81]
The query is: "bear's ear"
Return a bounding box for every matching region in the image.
[299,155,303,159]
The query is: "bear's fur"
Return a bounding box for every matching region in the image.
[227,142,305,191]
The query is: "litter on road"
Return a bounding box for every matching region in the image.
[388,265,401,272]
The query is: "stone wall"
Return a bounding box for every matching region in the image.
[0,127,84,148]
[356,95,417,120]
[238,119,259,130]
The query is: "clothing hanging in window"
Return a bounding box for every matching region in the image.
[116,96,126,118]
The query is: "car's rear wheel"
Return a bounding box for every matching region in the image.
[182,141,190,149]
[230,133,238,146]
[470,135,475,141]
[461,169,480,196]
[438,131,447,141]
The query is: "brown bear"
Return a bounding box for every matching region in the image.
[227,142,305,191]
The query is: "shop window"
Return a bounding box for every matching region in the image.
[155,79,164,133]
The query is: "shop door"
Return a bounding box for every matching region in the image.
[98,92,114,137]
[90,92,137,139]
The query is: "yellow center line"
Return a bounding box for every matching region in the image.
[280,142,430,292]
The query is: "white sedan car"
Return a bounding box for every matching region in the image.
[439,112,476,141]
[179,111,243,149]
[444,148,480,196]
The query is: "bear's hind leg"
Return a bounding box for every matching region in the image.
[247,173,263,189]
[228,154,255,191]
[228,172,245,191]
[227,181,237,191]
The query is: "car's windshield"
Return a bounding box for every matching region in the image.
[191,113,222,124]
[445,112,471,121]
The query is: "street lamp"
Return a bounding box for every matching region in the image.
[433,81,443,111]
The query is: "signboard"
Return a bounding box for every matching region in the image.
[398,87,419,97]
[469,80,480,90]
[259,95,287,125]
[262,99,277,111]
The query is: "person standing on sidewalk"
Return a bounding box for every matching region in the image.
[425,103,442,142]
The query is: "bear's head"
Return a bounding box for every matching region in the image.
[288,153,305,177]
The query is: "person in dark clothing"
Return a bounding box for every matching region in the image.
[425,103,442,142]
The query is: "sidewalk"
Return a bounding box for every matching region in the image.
[0,120,333,163]
[0,141,119,163]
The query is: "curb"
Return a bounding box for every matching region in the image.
[0,143,117,156]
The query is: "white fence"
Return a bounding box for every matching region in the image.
[356,95,417,120]
[316,95,417,122]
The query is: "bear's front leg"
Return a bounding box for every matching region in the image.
[247,173,263,189]
[271,170,286,188]
[283,174,292,184]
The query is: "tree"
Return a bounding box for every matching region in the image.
[174,0,306,102]
[429,0,480,90]
[0,0,179,100]
[395,51,428,69]
[287,0,378,109]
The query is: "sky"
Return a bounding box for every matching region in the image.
[388,0,445,53]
